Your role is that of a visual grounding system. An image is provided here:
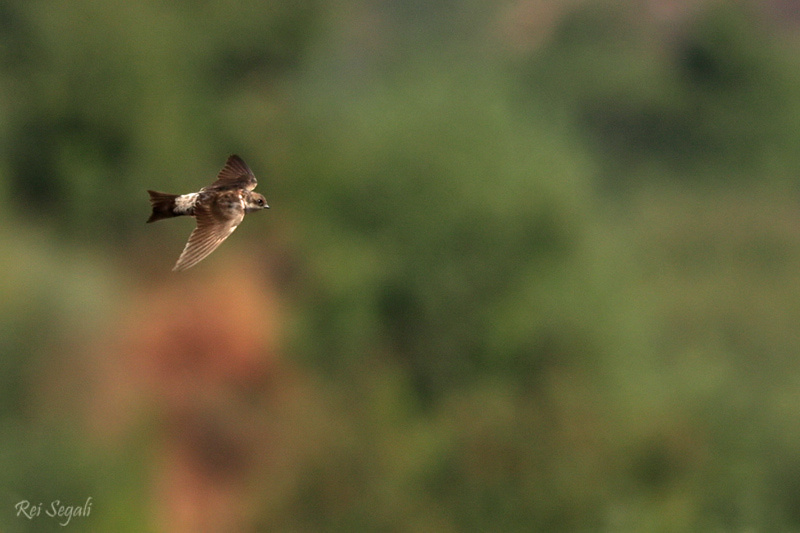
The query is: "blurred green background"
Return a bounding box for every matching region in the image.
[3,0,800,530]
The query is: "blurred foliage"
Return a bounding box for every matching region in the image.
[3,0,800,531]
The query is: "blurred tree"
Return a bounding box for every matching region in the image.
[517,2,800,186]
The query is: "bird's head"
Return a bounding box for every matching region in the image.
[244,192,269,213]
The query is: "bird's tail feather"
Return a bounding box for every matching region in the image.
[147,190,179,223]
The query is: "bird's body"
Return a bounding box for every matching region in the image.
[147,155,269,271]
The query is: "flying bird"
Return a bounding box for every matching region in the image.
[147,155,269,271]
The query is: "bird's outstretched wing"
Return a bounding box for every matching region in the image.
[172,194,245,271]
[204,154,257,191]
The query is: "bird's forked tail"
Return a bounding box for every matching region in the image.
[146,190,179,223]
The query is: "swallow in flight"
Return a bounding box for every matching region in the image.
[147,155,269,271]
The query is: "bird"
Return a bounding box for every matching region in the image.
[147,155,269,271]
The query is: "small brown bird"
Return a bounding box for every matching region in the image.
[147,155,269,271]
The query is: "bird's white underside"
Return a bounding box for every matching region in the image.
[174,192,199,214]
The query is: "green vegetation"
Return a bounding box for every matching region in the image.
[2,0,800,530]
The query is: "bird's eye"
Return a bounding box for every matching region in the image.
[258,198,264,205]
